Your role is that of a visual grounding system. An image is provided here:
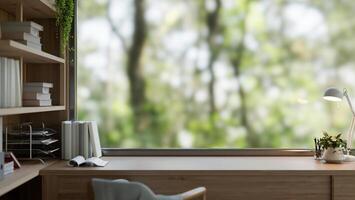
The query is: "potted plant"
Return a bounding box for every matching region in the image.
[319,132,347,163]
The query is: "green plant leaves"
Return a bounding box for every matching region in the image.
[319,131,347,150]
[55,0,74,53]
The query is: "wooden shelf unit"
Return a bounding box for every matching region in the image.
[0,0,69,198]
[0,40,65,63]
[0,0,56,19]
[0,1,69,196]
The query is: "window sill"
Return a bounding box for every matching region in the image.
[102,148,314,156]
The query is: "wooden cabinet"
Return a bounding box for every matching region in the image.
[43,174,331,200]
[42,174,331,200]
[333,176,355,200]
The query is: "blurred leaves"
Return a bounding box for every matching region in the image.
[77,0,355,148]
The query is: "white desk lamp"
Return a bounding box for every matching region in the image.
[323,88,355,162]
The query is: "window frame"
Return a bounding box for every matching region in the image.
[102,148,314,156]
[72,1,326,157]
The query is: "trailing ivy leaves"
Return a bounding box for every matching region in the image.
[55,0,74,53]
[319,131,347,150]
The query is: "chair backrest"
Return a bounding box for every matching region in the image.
[181,187,206,200]
[92,179,206,200]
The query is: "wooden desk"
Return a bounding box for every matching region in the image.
[40,157,355,200]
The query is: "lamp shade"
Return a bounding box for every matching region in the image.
[323,88,343,102]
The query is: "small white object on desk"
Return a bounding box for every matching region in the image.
[68,155,108,167]
[344,155,355,162]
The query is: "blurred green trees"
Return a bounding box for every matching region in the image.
[78,0,355,148]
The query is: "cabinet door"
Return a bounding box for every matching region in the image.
[43,175,331,200]
[333,176,355,200]
[134,175,331,200]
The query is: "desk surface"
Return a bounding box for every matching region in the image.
[0,160,55,196]
[40,156,355,176]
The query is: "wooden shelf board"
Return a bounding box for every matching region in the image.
[0,106,65,116]
[0,0,56,19]
[0,40,64,64]
[0,160,55,197]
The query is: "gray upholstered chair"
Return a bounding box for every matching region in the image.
[92,178,206,200]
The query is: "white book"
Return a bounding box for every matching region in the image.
[23,99,52,106]
[62,121,72,160]
[0,119,3,151]
[0,58,6,107]
[71,121,81,158]
[23,92,51,100]
[0,59,2,107]
[13,59,21,107]
[11,59,19,107]
[24,82,53,88]
[0,21,43,31]
[68,156,108,167]
[7,58,13,107]
[0,57,6,107]
[0,57,21,108]
[1,26,40,37]
[23,86,50,94]
[1,32,41,43]
[18,40,42,51]
[88,121,102,157]
[4,58,10,107]
[79,122,90,159]
[1,21,43,37]
[9,59,21,107]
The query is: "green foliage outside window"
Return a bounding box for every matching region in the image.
[77,0,355,149]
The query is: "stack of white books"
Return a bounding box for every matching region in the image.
[0,57,21,108]
[23,82,53,106]
[61,121,102,160]
[0,21,43,51]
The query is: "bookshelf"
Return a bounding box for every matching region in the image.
[0,0,69,157]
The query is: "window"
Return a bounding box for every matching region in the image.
[78,0,354,149]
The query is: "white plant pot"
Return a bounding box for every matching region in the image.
[322,147,345,163]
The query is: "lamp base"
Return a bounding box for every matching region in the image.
[344,155,355,162]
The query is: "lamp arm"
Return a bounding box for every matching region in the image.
[344,90,355,116]
[347,117,355,153]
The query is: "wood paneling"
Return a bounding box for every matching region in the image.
[333,176,355,200]
[42,174,331,200]
[0,9,14,22]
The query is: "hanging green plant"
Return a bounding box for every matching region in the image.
[55,0,74,53]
